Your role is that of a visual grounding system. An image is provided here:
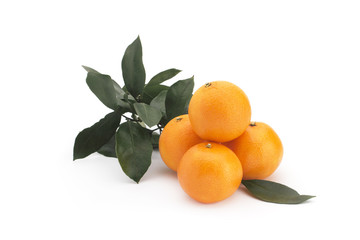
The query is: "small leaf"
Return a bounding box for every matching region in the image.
[142,84,169,104]
[83,66,126,98]
[150,90,167,116]
[84,66,127,110]
[242,179,315,204]
[116,121,153,183]
[133,103,162,127]
[146,68,181,87]
[165,76,194,122]
[122,36,146,99]
[73,110,122,160]
[97,135,116,158]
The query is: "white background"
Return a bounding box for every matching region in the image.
[1,0,360,239]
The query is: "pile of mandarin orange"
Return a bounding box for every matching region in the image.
[159,81,283,203]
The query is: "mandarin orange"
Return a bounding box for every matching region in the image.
[177,142,243,203]
[188,81,251,142]
[224,122,283,180]
[159,115,203,171]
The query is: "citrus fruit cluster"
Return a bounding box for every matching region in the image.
[159,81,283,203]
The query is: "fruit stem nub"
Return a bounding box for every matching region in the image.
[250,121,256,127]
[205,143,212,148]
[176,117,182,122]
[205,82,212,88]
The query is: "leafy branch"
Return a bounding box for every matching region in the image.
[73,36,194,183]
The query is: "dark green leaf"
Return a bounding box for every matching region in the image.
[73,110,122,160]
[151,132,160,149]
[116,121,153,183]
[133,103,162,127]
[242,179,315,204]
[84,66,127,110]
[121,36,146,99]
[82,66,125,99]
[142,84,169,104]
[146,68,181,87]
[83,65,126,98]
[165,76,194,122]
[150,90,167,116]
[97,135,116,158]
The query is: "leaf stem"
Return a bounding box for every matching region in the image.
[122,114,141,122]
[150,125,163,133]
[157,124,163,134]
[124,93,137,114]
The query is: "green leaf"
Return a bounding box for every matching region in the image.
[165,76,194,122]
[73,110,122,160]
[242,179,315,204]
[146,68,181,87]
[115,121,153,183]
[141,68,180,104]
[150,90,167,116]
[97,135,116,158]
[83,66,126,97]
[122,36,146,99]
[133,103,162,127]
[142,84,169,104]
[84,66,127,110]
[151,132,160,149]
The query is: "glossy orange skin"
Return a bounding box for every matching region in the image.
[224,122,283,180]
[159,115,204,172]
[188,81,251,142]
[177,142,243,203]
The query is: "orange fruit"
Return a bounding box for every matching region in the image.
[159,114,203,171]
[224,122,283,180]
[177,142,243,203]
[188,81,251,142]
